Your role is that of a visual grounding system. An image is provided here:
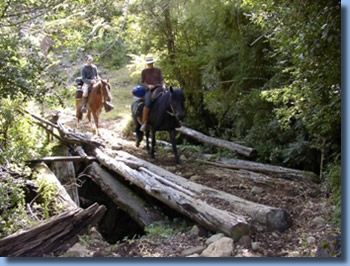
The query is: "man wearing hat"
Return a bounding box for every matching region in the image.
[81,55,100,113]
[140,54,166,132]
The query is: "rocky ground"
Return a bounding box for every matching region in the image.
[57,110,340,258]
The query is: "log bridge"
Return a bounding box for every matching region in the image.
[0,111,319,256]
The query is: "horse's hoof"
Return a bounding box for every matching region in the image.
[136,140,141,147]
[176,159,183,165]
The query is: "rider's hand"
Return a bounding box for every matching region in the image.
[91,80,96,84]
[148,84,155,89]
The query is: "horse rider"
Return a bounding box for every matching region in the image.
[81,55,100,113]
[140,54,166,132]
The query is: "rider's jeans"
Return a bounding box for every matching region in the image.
[82,83,90,97]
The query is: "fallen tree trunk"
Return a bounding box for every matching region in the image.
[210,158,319,184]
[28,156,97,163]
[0,203,106,257]
[23,110,104,148]
[177,126,256,158]
[84,162,165,227]
[95,149,250,240]
[109,150,291,232]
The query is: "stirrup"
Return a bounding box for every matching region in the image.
[140,123,147,132]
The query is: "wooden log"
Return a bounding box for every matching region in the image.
[84,162,165,227]
[110,150,291,232]
[176,126,256,158]
[0,203,106,257]
[28,156,97,163]
[211,157,319,184]
[95,149,250,240]
[50,146,81,206]
[23,109,104,148]
[33,162,78,211]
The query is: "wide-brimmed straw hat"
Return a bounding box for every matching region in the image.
[145,55,156,64]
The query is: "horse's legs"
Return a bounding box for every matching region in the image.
[169,130,180,164]
[87,110,93,128]
[92,111,100,135]
[145,130,150,152]
[150,129,156,158]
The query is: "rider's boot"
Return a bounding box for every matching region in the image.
[140,106,151,132]
[81,97,88,113]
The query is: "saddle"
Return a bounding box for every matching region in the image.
[74,77,93,99]
[150,86,165,102]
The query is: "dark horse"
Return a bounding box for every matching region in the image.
[131,87,185,164]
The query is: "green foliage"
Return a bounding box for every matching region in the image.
[0,98,55,165]
[144,219,190,238]
[0,174,31,238]
[36,179,62,219]
[325,156,341,226]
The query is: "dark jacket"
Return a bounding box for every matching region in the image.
[81,64,98,84]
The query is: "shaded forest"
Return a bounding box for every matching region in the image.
[0,0,341,255]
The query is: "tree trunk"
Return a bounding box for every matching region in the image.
[109,150,291,232]
[210,157,319,184]
[177,126,256,158]
[84,162,165,227]
[28,156,97,163]
[94,149,250,240]
[0,203,106,257]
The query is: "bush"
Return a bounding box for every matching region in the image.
[325,157,341,226]
[0,174,32,238]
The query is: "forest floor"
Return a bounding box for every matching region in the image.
[56,67,339,257]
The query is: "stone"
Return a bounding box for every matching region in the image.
[189,225,200,236]
[201,237,234,257]
[315,234,341,257]
[251,242,260,251]
[312,217,326,227]
[190,175,201,182]
[65,243,92,257]
[186,253,200,257]
[205,233,225,245]
[237,235,251,248]
[165,166,177,172]
[250,186,264,195]
[181,246,206,256]
[306,236,316,245]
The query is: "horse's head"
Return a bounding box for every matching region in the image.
[169,87,185,121]
[100,79,112,102]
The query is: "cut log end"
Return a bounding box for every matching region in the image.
[266,209,292,232]
[231,223,250,242]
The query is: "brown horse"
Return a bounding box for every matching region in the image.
[76,79,112,135]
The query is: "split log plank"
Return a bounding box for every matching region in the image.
[33,163,78,210]
[177,126,256,158]
[0,203,106,257]
[110,150,291,232]
[84,162,165,227]
[95,149,249,240]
